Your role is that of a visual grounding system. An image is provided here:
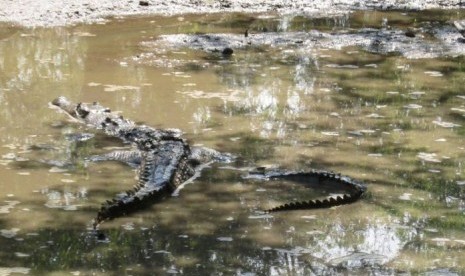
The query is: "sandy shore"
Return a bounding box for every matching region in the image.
[0,0,464,28]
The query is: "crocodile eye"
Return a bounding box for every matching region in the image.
[76,103,90,118]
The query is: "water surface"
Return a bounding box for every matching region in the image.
[0,10,465,275]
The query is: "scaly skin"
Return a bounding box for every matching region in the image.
[246,169,366,212]
[52,97,197,228]
[51,97,366,228]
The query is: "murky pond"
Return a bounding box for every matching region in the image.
[1,10,465,275]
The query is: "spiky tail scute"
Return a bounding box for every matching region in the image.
[93,184,172,228]
[249,170,366,213]
[265,189,364,212]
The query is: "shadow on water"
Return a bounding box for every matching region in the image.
[0,225,405,275]
[0,166,415,275]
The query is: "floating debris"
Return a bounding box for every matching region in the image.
[49,167,68,173]
[0,228,20,238]
[431,237,451,243]
[18,172,31,175]
[451,107,465,113]
[0,267,30,275]
[0,201,20,214]
[435,138,447,142]
[404,104,422,109]
[177,89,241,101]
[366,113,384,118]
[347,131,363,136]
[360,129,377,134]
[248,214,273,219]
[217,237,233,242]
[122,222,135,231]
[399,193,412,201]
[306,230,324,235]
[409,91,425,98]
[14,252,30,258]
[455,240,465,245]
[428,169,441,173]
[63,205,78,211]
[2,144,17,150]
[432,119,461,128]
[1,153,16,160]
[424,71,443,77]
[321,131,339,136]
[103,84,140,92]
[182,83,197,87]
[417,152,441,163]
[325,64,359,69]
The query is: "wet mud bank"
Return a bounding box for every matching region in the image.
[152,23,465,59]
[0,0,464,27]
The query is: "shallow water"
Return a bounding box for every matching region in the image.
[0,10,465,275]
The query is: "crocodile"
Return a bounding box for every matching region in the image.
[51,96,366,228]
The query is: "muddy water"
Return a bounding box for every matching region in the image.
[1,10,465,275]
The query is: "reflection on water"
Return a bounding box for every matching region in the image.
[0,10,465,275]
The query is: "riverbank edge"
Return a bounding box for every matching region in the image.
[0,0,464,28]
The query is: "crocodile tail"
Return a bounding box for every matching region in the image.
[93,184,172,228]
[265,189,364,212]
[93,144,194,228]
[261,170,366,213]
[93,151,172,228]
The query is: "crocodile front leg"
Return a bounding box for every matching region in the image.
[88,150,143,168]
